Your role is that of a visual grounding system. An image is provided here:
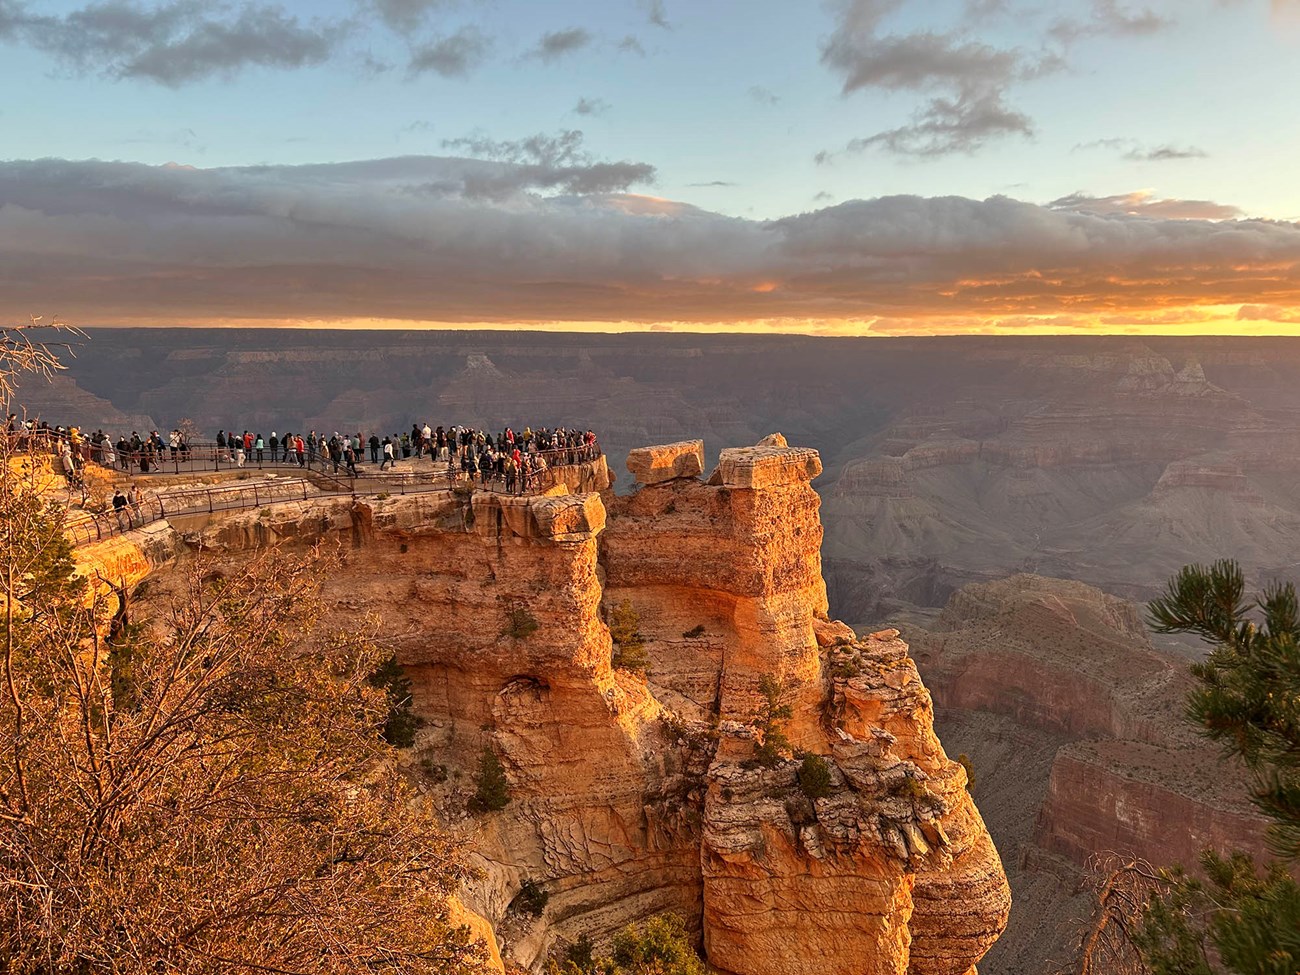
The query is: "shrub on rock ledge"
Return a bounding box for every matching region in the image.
[797,753,833,799]
[471,747,511,812]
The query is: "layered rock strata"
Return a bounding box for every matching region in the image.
[908,574,1274,974]
[75,438,1010,975]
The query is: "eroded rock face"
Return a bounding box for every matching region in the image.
[103,438,1009,975]
[697,632,1009,975]
[908,573,1274,974]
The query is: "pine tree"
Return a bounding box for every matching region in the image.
[1147,559,1300,860]
[1083,560,1300,975]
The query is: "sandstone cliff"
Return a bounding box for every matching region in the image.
[74,437,1011,975]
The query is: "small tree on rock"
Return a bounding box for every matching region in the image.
[471,747,511,812]
[751,674,793,767]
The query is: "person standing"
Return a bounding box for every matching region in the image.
[369,433,380,465]
[112,489,129,531]
[126,485,143,527]
[380,437,394,471]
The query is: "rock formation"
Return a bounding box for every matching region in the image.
[74,437,1011,975]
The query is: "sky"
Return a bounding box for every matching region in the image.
[2,0,1300,336]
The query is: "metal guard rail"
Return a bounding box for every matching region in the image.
[56,436,602,479]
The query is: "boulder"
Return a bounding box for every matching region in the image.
[533,493,606,540]
[711,445,822,489]
[626,440,705,485]
[481,492,606,540]
[814,618,857,647]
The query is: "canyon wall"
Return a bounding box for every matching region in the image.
[76,437,1011,975]
[907,574,1274,974]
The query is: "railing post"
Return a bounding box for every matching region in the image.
[208,489,214,513]
[254,484,260,507]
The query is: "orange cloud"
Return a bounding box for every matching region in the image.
[3,159,1299,336]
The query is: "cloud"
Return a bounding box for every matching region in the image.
[1076,138,1208,161]
[963,0,1010,21]
[408,26,490,77]
[527,26,592,62]
[3,158,1298,330]
[747,85,780,105]
[443,130,587,167]
[1132,145,1207,161]
[1048,190,1242,220]
[617,34,645,55]
[1050,0,1171,44]
[688,180,736,187]
[368,0,454,33]
[438,129,656,196]
[1237,304,1300,323]
[640,0,670,29]
[819,0,1173,158]
[846,89,1032,156]
[818,0,1039,157]
[574,96,610,116]
[822,29,1020,95]
[0,0,344,86]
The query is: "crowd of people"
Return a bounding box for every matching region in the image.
[6,414,601,497]
[211,424,600,493]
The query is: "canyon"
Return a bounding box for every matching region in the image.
[72,437,1011,975]
[905,574,1271,975]
[30,328,1297,972]
[29,329,1300,625]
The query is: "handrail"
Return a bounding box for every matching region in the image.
[32,433,602,480]
[8,429,604,547]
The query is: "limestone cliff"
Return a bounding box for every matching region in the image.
[75,437,1010,975]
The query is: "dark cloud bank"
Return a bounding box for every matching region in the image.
[2,156,1297,325]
